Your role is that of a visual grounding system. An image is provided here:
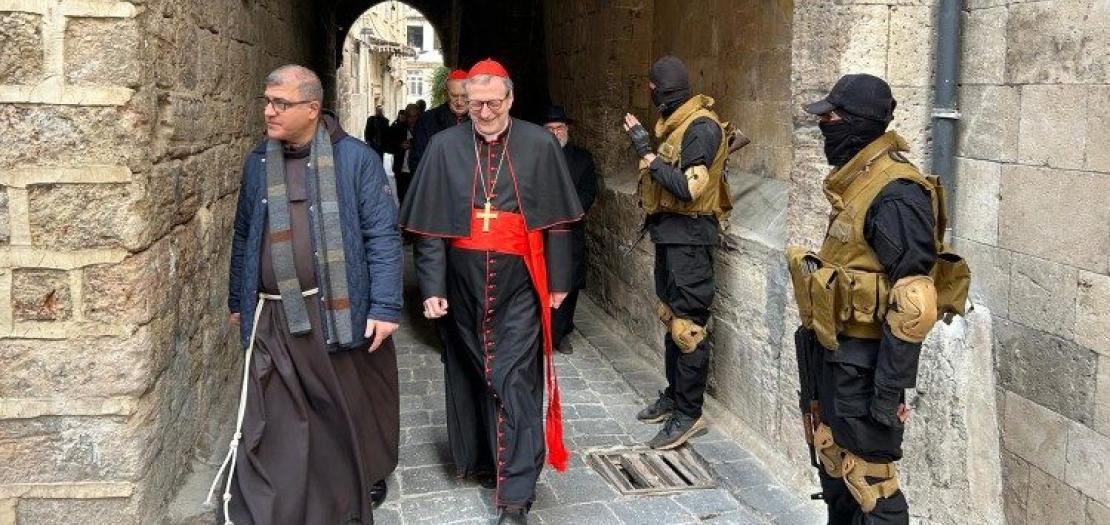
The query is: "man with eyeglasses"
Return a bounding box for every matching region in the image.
[409,68,470,172]
[542,105,598,355]
[399,59,582,524]
[217,64,403,524]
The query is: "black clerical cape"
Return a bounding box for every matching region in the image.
[398,118,582,507]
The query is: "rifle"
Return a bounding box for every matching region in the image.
[795,325,822,469]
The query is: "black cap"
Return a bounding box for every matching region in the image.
[804,74,897,122]
[542,105,573,125]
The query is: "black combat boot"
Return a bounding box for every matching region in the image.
[636,391,676,423]
[647,413,707,449]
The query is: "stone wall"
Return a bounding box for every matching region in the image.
[955,1,1110,523]
[0,0,323,522]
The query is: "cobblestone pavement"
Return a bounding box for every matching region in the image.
[376,276,824,525]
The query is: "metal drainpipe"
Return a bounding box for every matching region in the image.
[931,0,962,237]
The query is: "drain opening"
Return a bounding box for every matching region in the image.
[587,447,717,495]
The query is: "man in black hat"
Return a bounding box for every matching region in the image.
[786,73,969,524]
[542,105,598,354]
[620,55,733,450]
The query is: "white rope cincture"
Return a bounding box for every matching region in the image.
[205,289,318,524]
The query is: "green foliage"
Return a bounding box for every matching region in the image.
[429,65,449,106]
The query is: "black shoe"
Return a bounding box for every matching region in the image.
[497,507,529,524]
[477,472,497,490]
[556,338,573,355]
[636,391,676,423]
[647,413,707,450]
[369,479,387,508]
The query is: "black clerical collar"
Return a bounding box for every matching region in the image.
[475,122,511,144]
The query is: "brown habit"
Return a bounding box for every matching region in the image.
[224,144,399,524]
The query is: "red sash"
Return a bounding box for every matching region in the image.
[450,209,569,472]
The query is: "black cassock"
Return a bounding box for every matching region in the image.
[398,118,582,509]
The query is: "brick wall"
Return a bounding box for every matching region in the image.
[0,0,323,522]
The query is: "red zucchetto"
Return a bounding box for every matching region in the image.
[467,58,510,79]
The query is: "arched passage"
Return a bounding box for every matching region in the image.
[332,0,551,120]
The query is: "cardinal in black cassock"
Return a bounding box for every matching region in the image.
[398,59,581,521]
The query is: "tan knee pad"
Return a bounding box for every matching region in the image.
[841,451,900,514]
[887,275,938,343]
[655,300,674,326]
[669,318,706,353]
[813,423,844,478]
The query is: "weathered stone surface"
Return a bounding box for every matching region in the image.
[1002,391,1071,478]
[1087,85,1110,174]
[27,183,133,249]
[1076,271,1110,358]
[65,18,141,87]
[0,13,44,85]
[1006,0,1110,85]
[887,6,933,87]
[1065,421,1110,506]
[0,416,141,484]
[951,238,1010,317]
[1008,253,1077,338]
[1001,452,1031,525]
[1026,465,1087,525]
[1097,358,1110,437]
[961,6,1007,84]
[0,105,149,168]
[17,498,137,525]
[956,85,1020,162]
[999,164,1110,274]
[998,319,1098,425]
[0,186,8,244]
[11,268,71,322]
[901,308,1004,525]
[1018,84,1089,170]
[0,332,154,398]
[953,158,1000,246]
[1089,500,1110,525]
[82,238,175,326]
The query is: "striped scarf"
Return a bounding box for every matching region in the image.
[264,125,353,346]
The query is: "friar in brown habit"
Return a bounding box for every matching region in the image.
[212,64,404,524]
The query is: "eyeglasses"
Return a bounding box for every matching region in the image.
[259,96,315,113]
[468,98,507,111]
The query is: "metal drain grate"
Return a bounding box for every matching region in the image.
[587,447,718,495]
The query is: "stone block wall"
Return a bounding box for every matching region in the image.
[0,0,323,522]
[955,1,1110,523]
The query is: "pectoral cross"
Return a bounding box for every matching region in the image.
[477,200,499,232]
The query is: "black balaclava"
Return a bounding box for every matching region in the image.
[650,56,691,117]
[819,110,889,168]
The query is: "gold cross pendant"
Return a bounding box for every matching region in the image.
[477,200,499,232]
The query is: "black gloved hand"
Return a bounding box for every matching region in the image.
[626,123,652,157]
[869,384,903,428]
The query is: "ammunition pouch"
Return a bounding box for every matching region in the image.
[931,249,972,322]
[787,247,892,351]
[841,451,900,514]
[655,300,674,325]
[887,275,938,343]
[670,317,706,353]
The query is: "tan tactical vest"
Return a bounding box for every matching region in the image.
[639,95,733,224]
[786,132,971,350]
